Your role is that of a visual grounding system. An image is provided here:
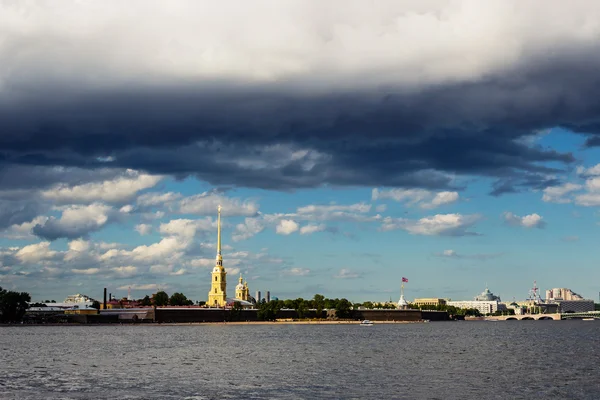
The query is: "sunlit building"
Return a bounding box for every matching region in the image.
[447,286,505,315]
[413,298,447,307]
[64,293,95,304]
[208,205,227,307]
[545,288,584,301]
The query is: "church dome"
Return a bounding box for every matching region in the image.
[235,283,244,291]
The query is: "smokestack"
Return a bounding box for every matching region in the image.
[256,291,261,304]
[266,291,270,303]
[109,293,112,301]
[103,288,107,310]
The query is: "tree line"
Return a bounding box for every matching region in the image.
[0,286,31,323]
[256,294,353,321]
[138,291,194,307]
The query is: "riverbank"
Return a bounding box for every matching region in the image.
[2,319,430,327]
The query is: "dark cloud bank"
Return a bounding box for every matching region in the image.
[1,5,600,195]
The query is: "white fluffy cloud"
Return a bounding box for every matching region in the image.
[382,213,481,236]
[2,2,598,90]
[2,216,49,239]
[112,266,138,278]
[71,268,100,275]
[137,192,182,208]
[118,284,163,291]
[135,224,152,236]
[503,212,545,228]
[276,219,299,235]
[159,218,214,238]
[299,224,326,235]
[64,239,91,261]
[435,249,502,260]
[179,191,258,217]
[32,203,114,240]
[231,202,380,241]
[232,217,265,242]
[41,170,162,204]
[542,183,582,203]
[373,188,459,209]
[283,268,310,276]
[334,268,361,279]
[577,163,600,177]
[15,242,57,263]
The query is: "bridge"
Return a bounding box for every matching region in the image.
[561,311,600,320]
[487,311,600,321]
[491,313,562,321]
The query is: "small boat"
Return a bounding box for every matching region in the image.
[360,320,374,326]
[582,318,595,321]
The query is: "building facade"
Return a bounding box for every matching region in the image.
[555,300,595,313]
[208,205,227,307]
[474,287,501,302]
[64,293,95,304]
[545,288,585,301]
[235,274,250,302]
[413,298,447,307]
[447,300,503,315]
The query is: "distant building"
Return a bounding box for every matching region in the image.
[64,293,95,304]
[447,300,504,315]
[474,287,501,302]
[555,300,595,313]
[447,286,504,315]
[545,288,584,301]
[413,298,447,307]
[234,273,250,302]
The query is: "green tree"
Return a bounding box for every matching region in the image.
[153,291,169,307]
[139,295,152,306]
[229,301,243,321]
[257,301,281,321]
[0,287,31,322]
[313,294,325,317]
[362,301,374,309]
[91,300,101,310]
[335,298,352,319]
[169,292,193,306]
[296,300,309,319]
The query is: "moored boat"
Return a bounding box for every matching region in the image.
[360,319,373,326]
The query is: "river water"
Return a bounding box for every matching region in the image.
[1,321,599,399]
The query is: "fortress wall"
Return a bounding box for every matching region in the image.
[352,309,422,321]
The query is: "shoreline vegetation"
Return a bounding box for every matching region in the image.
[1,319,429,327]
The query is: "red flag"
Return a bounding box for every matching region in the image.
[402,277,408,283]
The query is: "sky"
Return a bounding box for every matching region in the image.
[1,0,600,303]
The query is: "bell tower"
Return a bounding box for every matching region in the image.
[208,205,227,307]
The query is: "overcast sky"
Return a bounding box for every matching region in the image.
[1,0,600,303]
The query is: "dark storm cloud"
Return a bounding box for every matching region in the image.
[1,63,586,193]
[2,6,600,193]
[0,199,45,230]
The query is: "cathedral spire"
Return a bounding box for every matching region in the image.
[216,205,222,266]
[208,205,227,307]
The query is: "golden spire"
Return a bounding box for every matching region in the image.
[239,273,243,284]
[216,205,223,266]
